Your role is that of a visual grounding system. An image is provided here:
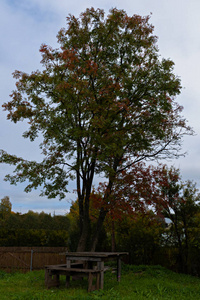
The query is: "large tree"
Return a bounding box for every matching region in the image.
[0,8,192,251]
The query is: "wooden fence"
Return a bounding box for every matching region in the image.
[0,247,68,272]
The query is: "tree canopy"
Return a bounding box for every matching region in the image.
[0,8,193,250]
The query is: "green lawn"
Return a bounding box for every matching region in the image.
[0,265,200,299]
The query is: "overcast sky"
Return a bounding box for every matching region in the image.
[0,0,200,215]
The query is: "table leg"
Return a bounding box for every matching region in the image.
[88,261,93,269]
[65,274,70,287]
[45,269,60,288]
[65,258,71,286]
[96,271,100,290]
[66,258,71,268]
[117,257,121,282]
[88,272,93,292]
[97,261,104,289]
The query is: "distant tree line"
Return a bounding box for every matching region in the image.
[0,198,70,247]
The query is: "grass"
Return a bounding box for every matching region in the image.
[1,265,200,299]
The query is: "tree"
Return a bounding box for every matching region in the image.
[114,211,164,265]
[152,166,200,273]
[90,162,167,252]
[0,8,192,251]
[0,196,12,220]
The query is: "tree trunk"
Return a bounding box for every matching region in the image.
[90,159,120,251]
[183,219,189,273]
[111,220,116,252]
[76,220,89,251]
[77,193,91,251]
[90,207,108,252]
[174,222,184,273]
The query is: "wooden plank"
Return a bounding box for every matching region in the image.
[103,266,111,272]
[46,266,99,273]
[66,252,128,257]
[66,255,102,262]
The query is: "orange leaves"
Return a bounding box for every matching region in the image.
[89,163,185,225]
[39,43,48,53]
[60,48,79,69]
[40,44,54,61]
[85,60,98,76]
[12,70,23,79]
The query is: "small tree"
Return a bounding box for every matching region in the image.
[0,196,12,220]
[0,8,192,251]
[153,166,200,273]
[114,212,164,265]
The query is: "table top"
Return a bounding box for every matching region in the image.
[65,252,128,258]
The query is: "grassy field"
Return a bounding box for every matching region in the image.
[0,265,200,299]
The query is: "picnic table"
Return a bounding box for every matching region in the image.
[45,252,128,292]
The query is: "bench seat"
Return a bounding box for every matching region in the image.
[45,265,101,292]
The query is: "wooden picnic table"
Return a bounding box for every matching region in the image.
[45,252,128,291]
[66,252,128,288]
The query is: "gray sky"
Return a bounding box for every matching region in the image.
[0,0,200,215]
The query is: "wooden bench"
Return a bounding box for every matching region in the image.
[45,265,102,292]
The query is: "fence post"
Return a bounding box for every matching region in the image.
[30,249,34,271]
